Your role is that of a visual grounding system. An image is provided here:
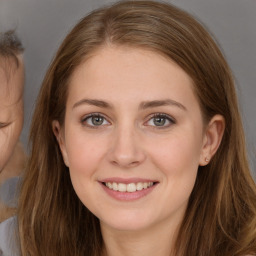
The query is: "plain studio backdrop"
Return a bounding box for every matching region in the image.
[0,0,255,174]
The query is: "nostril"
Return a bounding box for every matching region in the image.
[130,160,140,165]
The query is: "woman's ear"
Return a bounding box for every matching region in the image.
[199,114,225,166]
[52,120,69,167]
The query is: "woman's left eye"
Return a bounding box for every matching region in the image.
[82,114,110,127]
[145,114,175,128]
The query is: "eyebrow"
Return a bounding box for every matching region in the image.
[72,98,186,111]
[72,99,113,109]
[139,99,187,111]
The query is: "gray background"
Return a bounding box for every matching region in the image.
[0,0,255,174]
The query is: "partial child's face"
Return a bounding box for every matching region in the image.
[0,56,24,172]
[54,46,221,232]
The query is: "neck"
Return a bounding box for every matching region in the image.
[100,216,181,256]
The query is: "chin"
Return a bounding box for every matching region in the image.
[98,209,156,232]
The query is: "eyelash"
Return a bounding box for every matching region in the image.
[81,112,175,129]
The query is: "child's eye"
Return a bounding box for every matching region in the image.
[0,122,10,129]
[82,114,110,127]
[145,114,175,128]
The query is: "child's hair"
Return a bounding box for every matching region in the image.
[18,1,256,256]
[0,30,24,66]
[0,30,24,87]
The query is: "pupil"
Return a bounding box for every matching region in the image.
[92,116,103,125]
[154,117,165,126]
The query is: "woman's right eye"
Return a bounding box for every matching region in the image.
[81,114,110,127]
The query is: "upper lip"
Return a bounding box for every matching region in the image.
[99,177,158,184]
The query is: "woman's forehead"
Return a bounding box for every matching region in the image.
[66,46,200,115]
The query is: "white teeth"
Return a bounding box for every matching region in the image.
[127,183,136,192]
[106,182,113,189]
[104,181,155,192]
[136,183,143,191]
[113,182,118,191]
[118,183,126,192]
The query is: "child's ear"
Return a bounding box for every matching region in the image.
[52,120,69,167]
[199,114,225,166]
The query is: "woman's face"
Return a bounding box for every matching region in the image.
[55,46,210,232]
[0,57,24,172]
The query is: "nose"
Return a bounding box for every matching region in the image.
[107,126,146,168]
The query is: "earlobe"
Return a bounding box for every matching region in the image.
[199,115,225,166]
[52,120,69,167]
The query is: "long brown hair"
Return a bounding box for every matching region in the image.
[18,1,256,255]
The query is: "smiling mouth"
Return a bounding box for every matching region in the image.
[103,182,157,193]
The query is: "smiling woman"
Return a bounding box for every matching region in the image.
[17,1,256,256]
[53,46,211,234]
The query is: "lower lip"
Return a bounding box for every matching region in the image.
[100,182,157,201]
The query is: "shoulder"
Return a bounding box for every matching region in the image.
[0,217,20,256]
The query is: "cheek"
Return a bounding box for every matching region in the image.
[65,133,110,212]
[147,128,203,199]
[145,133,201,218]
[65,130,108,181]
[0,135,11,170]
[0,127,20,171]
[150,132,202,172]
